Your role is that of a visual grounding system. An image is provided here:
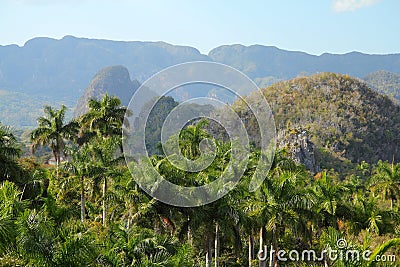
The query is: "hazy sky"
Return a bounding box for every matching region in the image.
[0,0,398,55]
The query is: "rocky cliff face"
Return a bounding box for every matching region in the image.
[277,128,320,174]
[74,65,140,117]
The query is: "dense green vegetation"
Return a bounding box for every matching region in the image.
[235,73,400,173]
[363,70,400,103]
[1,75,400,266]
[0,89,74,128]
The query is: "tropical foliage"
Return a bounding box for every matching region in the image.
[1,81,400,266]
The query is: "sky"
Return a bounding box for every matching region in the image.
[0,0,399,55]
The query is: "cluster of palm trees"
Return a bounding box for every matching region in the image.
[30,94,127,226]
[0,124,21,179]
[0,94,400,266]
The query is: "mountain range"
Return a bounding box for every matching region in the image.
[1,35,400,127]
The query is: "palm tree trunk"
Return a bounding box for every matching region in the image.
[205,229,212,267]
[52,150,58,166]
[80,176,85,223]
[249,231,254,267]
[187,217,193,246]
[215,223,219,267]
[102,176,107,226]
[54,150,60,177]
[20,184,26,201]
[259,227,266,267]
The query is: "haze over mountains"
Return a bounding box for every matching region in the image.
[1,35,400,127]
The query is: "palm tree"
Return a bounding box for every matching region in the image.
[351,192,393,236]
[211,194,244,267]
[314,172,350,229]
[0,180,26,218]
[15,209,55,266]
[79,94,129,139]
[86,136,124,226]
[179,119,210,160]
[30,105,78,166]
[52,219,99,266]
[370,160,400,209]
[247,152,313,267]
[101,225,177,266]
[0,124,21,160]
[109,176,158,230]
[0,124,21,180]
[62,145,101,223]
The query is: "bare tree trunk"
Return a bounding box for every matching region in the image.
[215,223,219,267]
[187,217,193,246]
[102,176,107,226]
[259,227,266,267]
[205,230,212,267]
[249,231,254,267]
[80,176,85,223]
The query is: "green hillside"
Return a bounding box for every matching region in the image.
[363,70,400,103]
[235,72,400,171]
[0,89,73,128]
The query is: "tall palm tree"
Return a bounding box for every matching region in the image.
[247,152,313,267]
[62,145,102,223]
[30,105,78,166]
[0,124,21,180]
[79,94,129,139]
[86,136,124,226]
[370,160,400,209]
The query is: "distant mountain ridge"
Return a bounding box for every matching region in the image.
[208,44,400,79]
[1,36,400,102]
[0,35,209,100]
[1,36,400,127]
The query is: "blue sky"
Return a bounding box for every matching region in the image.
[0,0,398,55]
